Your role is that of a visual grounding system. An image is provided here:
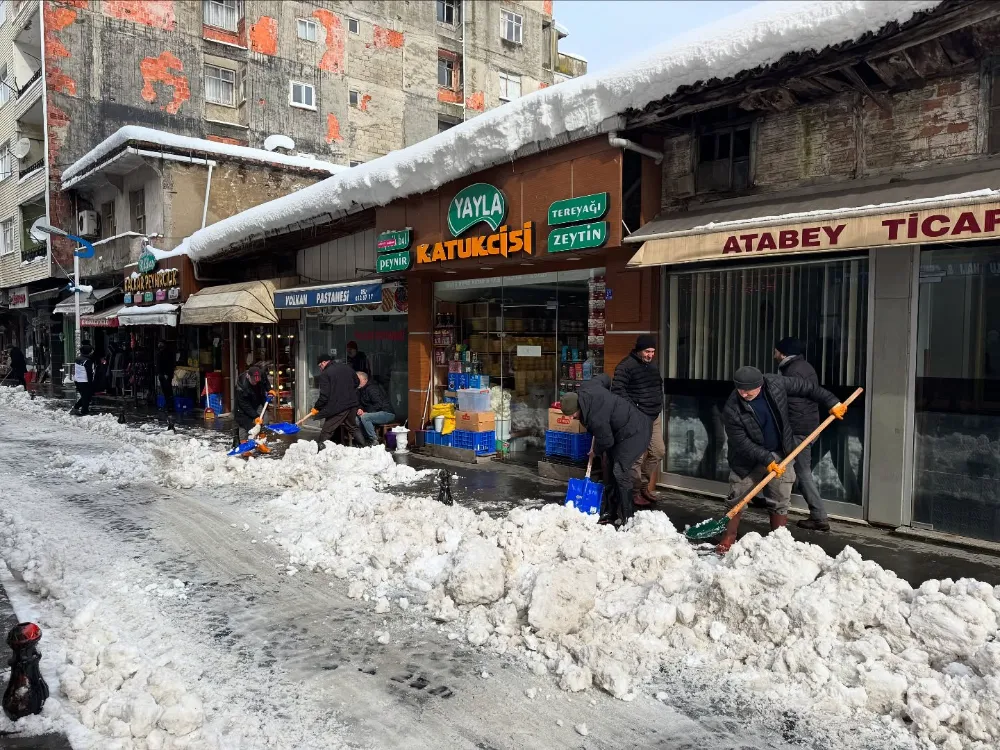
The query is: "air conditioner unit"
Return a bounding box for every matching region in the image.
[77,210,98,238]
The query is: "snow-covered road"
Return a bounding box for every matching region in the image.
[1,388,997,750]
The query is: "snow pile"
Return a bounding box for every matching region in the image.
[178,0,942,260]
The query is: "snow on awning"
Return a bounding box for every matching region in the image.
[626,167,1000,268]
[117,304,179,327]
[273,280,382,310]
[180,280,278,325]
[80,304,124,328]
[53,288,119,316]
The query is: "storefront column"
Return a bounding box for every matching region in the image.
[866,245,920,527]
[604,257,660,377]
[407,275,433,429]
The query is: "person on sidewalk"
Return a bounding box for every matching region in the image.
[561,373,653,527]
[612,334,664,508]
[70,344,96,416]
[774,337,830,531]
[310,354,363,448]
[356,371,395,446]
[346,341,371,377]
[156,340,176,412]
[7,343,26,389]
[716,365,847,554]
[234,364,274,442]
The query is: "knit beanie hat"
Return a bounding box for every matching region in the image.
[634,334,656,352]
[775,337,803,357]
[733,366,764,390]
[560,393,579,416]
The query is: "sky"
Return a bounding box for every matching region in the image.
[553,0,759,74]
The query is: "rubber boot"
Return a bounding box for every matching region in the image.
[769,513,788,532]
[715,512,742,555]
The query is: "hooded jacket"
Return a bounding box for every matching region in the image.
[313,361,359,419]
[576,373,651,459]
[777,354,820,435]
[611,351,663,418]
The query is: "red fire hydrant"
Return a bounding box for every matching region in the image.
[2,623,49,720]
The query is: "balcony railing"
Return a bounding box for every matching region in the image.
[20,241,46,263]
[17,68,41,97]
[19,158,43,179]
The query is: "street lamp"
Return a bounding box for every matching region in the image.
[29,219,95,355]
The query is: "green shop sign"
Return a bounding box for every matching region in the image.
[376,228,411,253]
[137,249,157,274]
[375,250,413,274]
[548,192,609,226]
[548,221,608,253]
[448,183,507,236]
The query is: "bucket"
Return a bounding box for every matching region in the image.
[434,415,445,433]
[392,425,410,454]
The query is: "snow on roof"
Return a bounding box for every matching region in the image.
[181,0,942,262]
[554,20,570,36]
[560,51,588,63]
[62,126,347,185]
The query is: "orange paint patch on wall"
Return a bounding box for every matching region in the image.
[360,94,372,112]
[543,0,553,16]
[47,67,77,96]
[44,5,76,60]
[55,0,87,8]
[104,0,177,30]
[313,9,345,74]
[467,91,485,111]
[140,51,190,115]
[372,26,404,49]
[326,114,343,143]
[538,82,550,89]
[206,135,248,146]
[437,88,463,104]
[250,16,278,55]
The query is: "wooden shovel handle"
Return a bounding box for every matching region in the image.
[726,387,864,520]
[584,436,596,479]
[296,413,314,426]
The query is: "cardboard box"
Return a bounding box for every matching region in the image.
[455,410,495,432]
[548,408,586,433]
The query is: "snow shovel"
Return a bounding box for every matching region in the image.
[685,387,864,541]
[565,437,602,515]
[227,401,270,457]
[266,412,313,436]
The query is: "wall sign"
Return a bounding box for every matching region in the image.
[548,221,608,253]
[274,281,382,309]
[9,286,28,309]
[375,251,413,274]
[124,268,180,295]
[137,249,157,274]
[416,223,533,264]
[548,192,609,227]
[376,229,411,253]
[447,183,508,236]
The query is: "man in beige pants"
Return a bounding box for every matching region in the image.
[611,335,664,507]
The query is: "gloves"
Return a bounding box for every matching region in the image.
[254,417,263,425]
[309,408,319,416]
[268,389,278,397]
[767,460,785,478]
[830,402,847,420]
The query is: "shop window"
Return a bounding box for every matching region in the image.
[290,81,316,110]
[204,64,236,106]
[696,121,753,193]
[437,0,459,25]
[664,256,868,505]
[203,0,241,32]
[100,201,115,239]
[297,18,318,42]
[129,189,145,234]
[498,71,521,101]
[913,244,1000,541]
[501,9,523,45]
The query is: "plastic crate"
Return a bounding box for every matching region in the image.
[544,430,591,461]
[173,396,194,412]
[156,394,166,409]
[203,393,223,415]
[565,477,603,515]
[426,430,453,448]
[457,388,491,412]
[452,429,495,455]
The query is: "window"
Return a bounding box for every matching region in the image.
[238,64,247,103]
[437,56,455,88]
[501,10,523,44]
[348,17,360,34]
[349,160,363,167]
[0,218,14,256]
[349,89,360,107]
[0,2,6,27]
[0,66,9,107]
[990,63,1000,154]
[696,120,753,193]
[297,18,318,42]
[438,115,460,133]
[0,140,9,180]
[290,81,315,109]
[204,64,236,106]
[203,0,241,32]
[498,71,521,101]
[437,0,459,25]
[129,189,145,235]
[101,201,116,239]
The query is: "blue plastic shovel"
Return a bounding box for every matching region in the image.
[265,412,314,436]
[565,437,603,515]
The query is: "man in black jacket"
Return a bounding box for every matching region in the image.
[356,371,395,446]
[234,364,274,442]
[717,365,848,554]
[561,374,652,526]
[7,344,26,389]
[310,354,363,448]
[156,340,176,412]
[70,344,97,415]
[612,334,664,507]
[775,338,829,531]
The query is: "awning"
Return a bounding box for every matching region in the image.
[274,280,382,309]
[80,304,124,328]
[53,288,119,316]
[180,280,277,325]
[626,167,1000,268]
[118,303,179,327]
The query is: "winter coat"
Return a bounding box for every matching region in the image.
[777,355,820,435]
[73,352,96,388]
[156,347,176,377]
[359,380,392,414]
[611,352,663,418]
[234,367,272,430]
[577,373,652,464]
[348,351,371,376]
[723,373,839,478]
[313,362,359,419]
[8,346,25,375]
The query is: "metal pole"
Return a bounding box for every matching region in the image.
[73,254,80,353]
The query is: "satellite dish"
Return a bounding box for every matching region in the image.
[12,138,31,159]
[263,134,295,153]
[29,217,51,243]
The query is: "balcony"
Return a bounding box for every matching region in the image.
[20,241,45,263]
[556,52,587,79]
[17,68,40,98]
[13,6,41,102]
[15,99,44,182]
[79,232,147,277]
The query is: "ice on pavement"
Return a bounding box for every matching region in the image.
[2,388,1000,750]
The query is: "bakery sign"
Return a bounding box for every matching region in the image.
[627,201,1000,267]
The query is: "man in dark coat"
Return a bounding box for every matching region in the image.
[716,365,847,553]
[156,340,176,412]
[612,334,664,507]
[775,337,829,531]
[234,364,274,442]
[346,341,370,377]
[561,374,652,526]
[356,371,395,446]
[70,344,97,416]
[310,354,364,448]
[7,344,26,388]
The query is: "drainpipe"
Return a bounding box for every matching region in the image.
[201,162,214,229]
[608,131,663,164]
[461,0,467,121]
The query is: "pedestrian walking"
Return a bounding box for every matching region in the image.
[70,344,97,416]
[611,334,664,507]
[346,341,370,376]
[156,340,176,412]
[560,373,653,526]
[774,337,829,531]
[310,354,364,448]
[7,344,26,389]
[716,365,847,554]
[356,371,395,446]
[234,364,274,442]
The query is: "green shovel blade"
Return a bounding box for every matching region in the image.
[685,516,729,541]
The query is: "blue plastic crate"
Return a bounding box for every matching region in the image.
[173,396,193,412]
[443,395,457,405]
[156,394,166,409]
[426,430,453,448]
[203,394,223,415]
[545,430,591,461]
[565,477,603,515]
[452,429,495,455]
